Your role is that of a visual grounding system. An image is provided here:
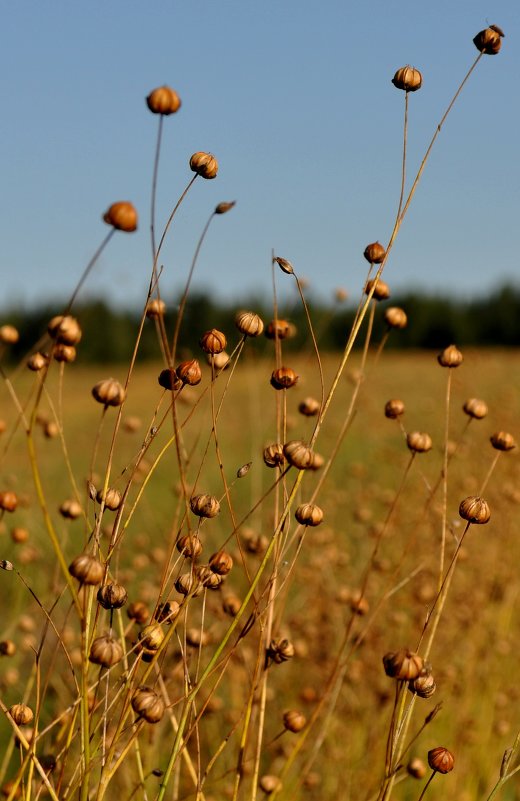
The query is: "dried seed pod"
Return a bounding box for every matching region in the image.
[189,151,218,179]
[349,590,369,615]
[158,367,182,391]
[267,638,295,664]
[473,26,503,55]
[274,256,294,275]
[283,440,316,470]
[235,310,264,337]
[103,201,138,232]
[89,634,123,667]
[406,432,432,453]
[92,378,126,407]
[383,649,424,681]
[59,499,82,520]
[310,451,324,470]
[190,493,220,518]
[186,628,210,647]
[96,488,122,511]
[200,329,227,354]
[298,397,320,416]
[27,352,49,371]
[283,710,306,732]
[263,443,285,468]
[210,350,230,370]
[0,325,19,344]
[295,503,323,527]
[175,572,203,597]
[392,65,423,91]
[222,593,241,616]
[209,549,234,575]
[243,531,269,554]
[138,624,164,652]
[463,398,488,419]
[384,399,405,419]
[237,462,252,478]
[9,704,34,726]
[265,319,292,340]
[490,431,516,451]
[53,344,76,363]
[154,601,180,624]
[97,582,128,610]
[127,601,149,624]
[0,491,18,512]
[131,686,165,723]
[407,758,427,779]
[363,242,386,264]
[196,565,222,590]
[384,307,408,329]
[146,85,181,115]
[428,746,454,774]
[0,640,16,656]
[459,496,490,524]
[146,299,166,318]
[409,673,436,698]
[215,201,236,214]
[176,359,202,386]
[438,344,463,367]
[177,533,203,558]
[365,278,390,301]
[47,315,82,345]
[11,527,29,543]
[270,366,299,390]
[68,554,104,585]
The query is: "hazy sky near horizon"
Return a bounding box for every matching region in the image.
[1,1,518,311]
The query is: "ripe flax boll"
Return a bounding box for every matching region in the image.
[365,277,390,301]
[406,432,432,453]
[146,85,181,115]
[392,65,422,92]
[103,201,138,232]
[459,496,490,524]
[235,310,264,337]
[363,241,386,264]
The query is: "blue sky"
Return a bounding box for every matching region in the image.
[1,1,518,310]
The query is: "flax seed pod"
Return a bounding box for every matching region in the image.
[97,582,128,610]
[186,628,210,647]
[0,640,16,656]
[89,634,123,667]
[267,638,295,664]
[215,201,236,214]
[263,443,285,468]
[384,307,408,329]
[295,504,323,526]
[259,775,281,794]
[189,152,218,179]
[47,315,82,345]
[459,496,490,524]
[158,367,182,391]
[44,421,59,438]
[59,499,82,520]
[154,600,180,624]
[392,66,423,91]
[27,352,49,371]
[428,747,454,774]
[177,534,203,558]
[271,367,299,390]
[384,399,405,419]
[190,494,220,518]
[138,624,164,652]
[235,310,264,337]
[92,378,126,407]
[176,359,202,386]
[265,319,292,340]
[131,686,164,723]
[200,328,227,354]
[407,758,427,779]
[298,397,320,416]
[146,299,166,319]
[406,432,432,453]
[53,344,76,363]
[223,593,241,616]
[146,85,181,115]
[463,398,488,420]
[0,325,19,344]
[274,256,294,275]
[210,350,230,370]
[175,572,203,597]
[383,649,424,681]
[0,491,18,512]
[68,554,104,585]
[11,527,29,543]
[283,440,315,470]
[365,278,390,301]
[127,601,149,624]
[438,344,463,367]
[103,201,138,232]
[196,566,222,590]
[9,704,33,726]
[283,710,306,732]
[490,431,516,451]
[96,488,122,511]
[409,673,436,698]
[363,242,386,264]
[209,549,233,575]
[473,26,503,55]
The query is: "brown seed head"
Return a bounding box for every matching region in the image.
[295,503,324,527]
[146,85,181,115]
[103,201,138,232]
[384,307,408,329]
[190,493,220,518]
[392,65,423,91]
[406,432,432,453]
[215,200,236,214]
[131,686,165,723]
[127,601,149,624]
[89,634,123,667]
[383,649,424,681]
[473,26,503,55]
[409,673,436,698]
[158,367,182,391]
[189,151,218,179]
[177,533,203,558]
[283,710,306,733]
[48,315,82,345]
[283,440,315,470]
[53,344,76,363]
[154,600,180,624]
[200,329,227,354]
[407,758,427,779]
[0,325,19,344]
[268,638,295,664]
[259,775,281,794]
[270,366,299,390]
[209,350,230,370]
[365,278,390,301]
[209,549,234,575]
[363,242,386,264]
[428,746,454,774]
[263,442,285,468]
[68,554,104,585]
[97,582,128,610]
[146,298,166,318]
[92,378,126,407]
[11,527,29,543]
[463,398,488,420]
[274,256,294,275]
[298,397,320,416]
[27,352,49,371]
[0,491,18,513]
[9,704,34,726]
[235,310,264,337]
[138,624,164,652]
[0,640,16,656]
[175,571,203,597]
[438,344,463,368]
[385,399,405,419]
[176,359,202,386]
[223,593,242,616]
[490,431,516,451]
[96,488,122,511]
[459,495,490,524]
[59,499,83,520]
[196,565,222,590]
[265,319,292,340]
